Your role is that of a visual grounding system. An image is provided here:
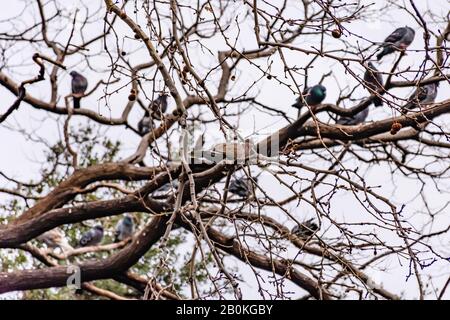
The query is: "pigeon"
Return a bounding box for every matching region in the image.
[37,228,73,252]
[114,216,134,242]
[291,218,319,240]
[137,111,154,135]
[403,82,439,111]
[228,176,257,198]
[292,84,327,113]
[212,140,256,163]
[157,179,180,194]
[376,27,415,61]
[336,107,369,125]
[149,94,168,120]
[364,62,384,107]
[79,225,104,247]
[70,71,88,109]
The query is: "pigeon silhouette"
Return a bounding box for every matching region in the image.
[292,84,327,114]
[70,71,88,109]
[292,218,319,240]
[403,82,438,111]
[336,107,369,125]
[377,26,415,61]
[364,62,384,107]
[79,225,104,247]
[114,216,134,242]
[138,111,154,135]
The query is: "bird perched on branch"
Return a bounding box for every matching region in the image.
[137,110,155,135]
[70,71,88,109]
[79,225,104,247]
[364,62,384,107]
[37,228,73,252]
[291,218,319,240]
[114,216,134,242]
[229,176,258,198]
[148,94,168,120]
[403,82,438,111]
[205,139,256,164]
[157,179,180,194]
[376,26,415,61]
[292,84,327,113]
[336,107,369,125]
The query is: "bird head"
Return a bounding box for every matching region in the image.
[311,84,326,100]
[69,71,79,78]
[123,216,133,225]
[367,61,375,69]
[94,225,104,232]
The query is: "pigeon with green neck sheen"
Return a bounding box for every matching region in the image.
[292,84,327,113]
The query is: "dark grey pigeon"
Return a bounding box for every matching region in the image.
[364,62,384,107]
[337,107,369,125]
[114,216,134,242]
[291,218,319,240]
[70,71,88,109]
[157,179,180,194]
[137,111,154,135]
[229,176,257,198]
[149,94,168,120]
[292,84,327,113]
[376,27,415,61]
[79,225,104,247]
[403,82,438,111]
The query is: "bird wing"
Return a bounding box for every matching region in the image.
[72,76,88,94]
[384,28,407,44]
[355,108,369,123]
[158,96,168,113]
[114,225,121,241]
[80,230,93,245]
[364,69,382,90]
[416,86,429,102]
[408,86,426,103]
[292,87,311,108]
[137,119,144,133]
[292,96,303,108]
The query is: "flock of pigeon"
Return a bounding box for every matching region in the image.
[68,27,438,134]
[59,26,440,248]
[78,215,134,247]
[38,215,135,250]
[291,26,439,125]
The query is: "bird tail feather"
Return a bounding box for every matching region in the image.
[376,50,384,61]
[74,98,81,109]
[373,97,383,107]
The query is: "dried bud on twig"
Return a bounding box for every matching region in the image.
[390,121,402,135]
